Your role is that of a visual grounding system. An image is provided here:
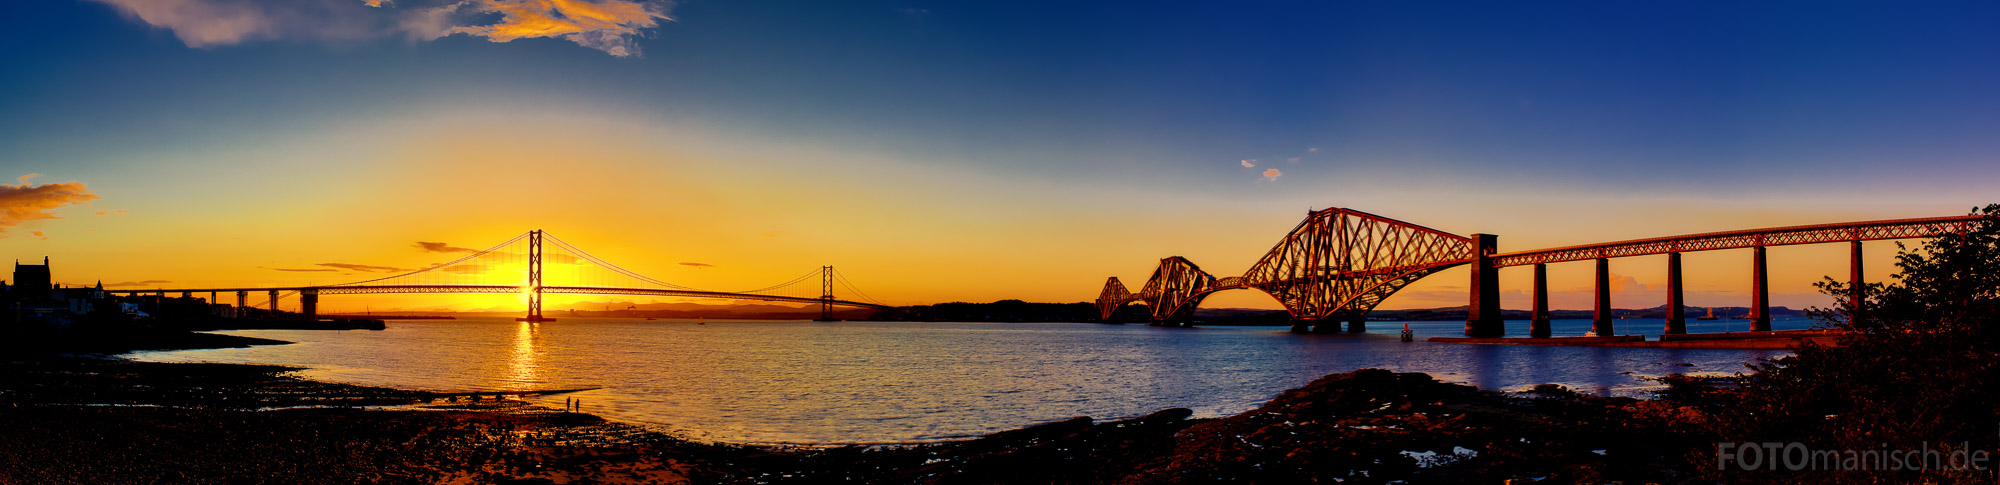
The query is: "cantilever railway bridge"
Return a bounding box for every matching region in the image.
[109,230,892,321]
[1096,208,1991,337]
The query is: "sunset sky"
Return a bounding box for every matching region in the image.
[2,1,1997,313]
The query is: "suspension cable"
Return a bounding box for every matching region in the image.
[730,269,822,295]
[832,268,886,305]
[542,233,707,291]
[326,232,532,287]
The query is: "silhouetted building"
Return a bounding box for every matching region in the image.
[13,257,51,296]
[10,257,70,325]
[60,281,106,315]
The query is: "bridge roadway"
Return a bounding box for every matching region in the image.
[1098,208,1991,339]
[108,284,894,320]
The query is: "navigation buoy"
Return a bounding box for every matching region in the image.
[1400,322,1414,342]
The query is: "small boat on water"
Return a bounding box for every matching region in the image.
[697,317,706,325]
[1697,307,1720,321]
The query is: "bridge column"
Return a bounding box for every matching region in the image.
[1849,240,1863,326]
[1463,234,1503,338]
[1291,320,1312,333]
[1346,310,1366,333]
[236,291,248,319]
[1309,316,1340,333]
[1665,252,1686,334]
[1530,263,1550,338]
[816,265,837,322]
[1591,257,1614,336]
[267,290,280,318]
[300,289,318,320]
[517,229,555,323]
[1750,246,1771,332]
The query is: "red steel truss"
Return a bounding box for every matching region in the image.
[1242,209,1473,326]
[1490,215,1985,267]
[1096,208,1474,328]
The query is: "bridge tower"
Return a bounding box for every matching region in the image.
[300,289,318,320]
[518,229,556,322]
[816,266,837,321]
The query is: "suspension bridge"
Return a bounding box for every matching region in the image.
[107,229,893,321]
[1096,208,1991,337]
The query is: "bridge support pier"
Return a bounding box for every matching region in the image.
[1751,246,1771,332]
[816,266,838,322]
[517,229,556,323]
[1665,252,1686,334]
[1291,321,1312,333]
[1849,240,1863,326]
[1591,257,1614,336]
[300,289,318,320]
[236,291,247,318]
[1463,234,1503,338]
[267,290,280,318]
[1530,263,1550,338]
[1346,311,1366,333]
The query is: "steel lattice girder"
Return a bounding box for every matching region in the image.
[1095,277,1136,321]
[1241,208,1473,321]
[1136,257,1218,322]
[1490,215,1986,267]
[1097,208,1474,324]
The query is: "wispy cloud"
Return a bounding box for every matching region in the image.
[0,174,101,236]
[88,0,387,47]
[445,0,675,57]
[30,231,47,240]
[1240,159,1256,168]
[317,262,404,272]
[414,241,477,253]
[88,0,676,57]
[269,267,340,272]
[106,280,174,287]
[679,262,713,268]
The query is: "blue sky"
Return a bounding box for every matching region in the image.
[1,0,1996,310]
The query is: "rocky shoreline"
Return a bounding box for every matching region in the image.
[0,351,1725,483]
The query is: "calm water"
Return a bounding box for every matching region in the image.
[128,316,1814,444]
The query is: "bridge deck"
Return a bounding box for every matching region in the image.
[107,285,891,310]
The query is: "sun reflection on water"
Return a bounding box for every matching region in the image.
[506,322,542,390]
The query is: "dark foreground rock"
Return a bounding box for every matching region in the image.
[0,358,1720,484]
[749,369,1717,484]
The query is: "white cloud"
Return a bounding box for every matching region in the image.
[1240,159,1255,168]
